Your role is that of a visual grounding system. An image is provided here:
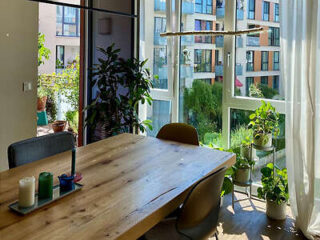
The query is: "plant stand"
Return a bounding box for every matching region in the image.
[232,143,277,210]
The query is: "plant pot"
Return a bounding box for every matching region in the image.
[253,133,272,148]
[266,200,287,220]
[37,96,47,111]
[52,120,67,133]
[241,145,257,160]
[234,167,251,184]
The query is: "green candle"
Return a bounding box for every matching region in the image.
[38,172,53,199]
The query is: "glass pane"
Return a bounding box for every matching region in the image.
[64,7,77,24]
[179,0,224,147]
[147,100,172,137]
[235,0,283,100]
[230,109,286,185]
[63,24,77,36]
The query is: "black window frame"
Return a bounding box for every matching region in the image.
[56,45,65,69]
[273,51,280,70]
[194,49,212,73]
[56,6,80,37]
[263,1,270,21]
[274,3,279,22]
[261,51,269,71]
[246,51,254,71]
[273,75,280,90]
[195,0,213,14]
[269,27,280,46]
[246,77,254,96]
[248,0,255,19]
[261,76,268,86]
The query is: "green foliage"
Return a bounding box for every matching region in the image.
[257,163,289,205]
[249,83,279,99]
[231,126,253,149]
[65,110,79,133]
[184,80,222,141]
[84,44,153,136]
[46,90,57,122]
[249,84,264,98]
[38,33,51,67]
[248,100,280,144]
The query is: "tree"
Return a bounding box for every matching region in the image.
[38,33,51,67]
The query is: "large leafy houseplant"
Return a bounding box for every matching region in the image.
[248,100,280,146]
[85,44,153,140]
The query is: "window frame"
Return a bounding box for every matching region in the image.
[273,51,280,70]
[261,51,269,71]
[195,0,213,14]
[248,0,255,20]
[263,1,270,21]
[246,51,254,71]
[56,45,65,69]
[274,3,279,22]
[56,6,80,37]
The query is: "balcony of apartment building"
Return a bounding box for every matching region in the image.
[246,36,260,46]
[215,63,243,77]
[154,0,194,14]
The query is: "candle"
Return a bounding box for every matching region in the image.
[19,177,35,208]
[38,172,53,199]
[71,148,76,176]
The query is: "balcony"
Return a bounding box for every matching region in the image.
[154,66,168,80]
[154,0,194,14]
[216,7,244,20]
[181,36,194,46]
[180,65,193,79]
[215,65,223,77]
[216,36,224,48]
[154,33,167,46]
[247,36,260,46]
[236,64,243,76]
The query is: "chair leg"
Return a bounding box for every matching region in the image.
[215,232,219,240]
[232,183,235,210]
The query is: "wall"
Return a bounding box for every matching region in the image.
[0,0,39,171]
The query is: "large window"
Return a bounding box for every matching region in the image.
[56,45,65,69]
[273,51,280,70]
[195,20,213,43]
[246,77,254,96]
[56,6,80,37]
[194,50,212,72]
[153,47,168,89]
[274,3,279,22]
[154,17,166,34]
[195,0,213,14]
[263,1,270,21]
[269,27,280,46]
[261,51,269,71]
[261,76,268,85]
[246,51,254,71]
[248,0,255,19]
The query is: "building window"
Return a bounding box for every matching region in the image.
[195,0,213,14]
[263,1,270,21]
[273,51,280,70]
[261,76,268,85]
[56,46,65,69]
[248,0,255,19]
[273,76,280,90]
[261,51,269,71]
[269,27,280,46]
[153,47,168,89]
[195,20,213,43]
[56,6,80,37]
[246,51,254,71]
[194,49,212,72]
[246,77,254,96]
[154,17,166,34]
[274,3,279,22]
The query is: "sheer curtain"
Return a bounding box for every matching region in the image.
[281,0,320,239]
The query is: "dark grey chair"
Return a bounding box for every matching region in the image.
[8,132,75,169]
[143,167,227,240]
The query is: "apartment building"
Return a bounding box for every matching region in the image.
[38,0,80,75]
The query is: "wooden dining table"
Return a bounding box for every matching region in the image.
[0,133,235,240]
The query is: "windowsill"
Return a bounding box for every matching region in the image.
[56,35,80,38]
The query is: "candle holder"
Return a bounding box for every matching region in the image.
[58,174,75,192]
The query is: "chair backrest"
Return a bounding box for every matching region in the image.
[156,123,199,146]
[8,132,75,169]
[176,167,227,240]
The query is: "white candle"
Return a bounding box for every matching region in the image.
[19,176,35,208]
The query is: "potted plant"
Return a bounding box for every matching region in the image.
[52,120,67,133]
[240,136,257,161]
[232,153,255,184]
[85,44,153,141]
[257,163,289,220]
[248,100,280,148]
[37,85,49,111]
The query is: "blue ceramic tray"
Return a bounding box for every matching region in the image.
[9,183,83,215]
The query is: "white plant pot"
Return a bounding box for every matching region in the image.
[266,200,287,220]
[234,168,251,184]
[241,145,257,160]
[253,133,272,148]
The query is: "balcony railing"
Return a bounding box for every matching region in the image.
[154,33,167,46]
[216,36,224,48]
[180,65,193,79]
[216,7,244,20]
[246,36,260,46]
[215,65,223,77]
[155,0,194,14]
[236,64,243,76]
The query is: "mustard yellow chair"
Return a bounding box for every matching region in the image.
[156,123,199,146]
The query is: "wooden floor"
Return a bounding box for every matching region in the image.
[215,192,307,240]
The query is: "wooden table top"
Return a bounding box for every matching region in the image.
[0,133,235,240]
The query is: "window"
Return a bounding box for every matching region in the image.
[263,1,269,21]
[56,46,65,69]
[194,49,212,72]
[195,20,213,43]
[261,51,269,71]
[269,27,280,46]
[153,47,168,89]
[248,0,255,19]
[273,76,280,90]
[195,0,213,14]
[56,6,80,37]
[246,51,254,71]
[246,77,254,96]
[154,17,166,34]
[273,51,280,70]
[261,76,268,85]
[274,3,279,22]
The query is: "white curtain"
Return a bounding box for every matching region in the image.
[281,0,320,239]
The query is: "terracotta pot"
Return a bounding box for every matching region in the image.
[266,200,287,220]
[37,96,47,111]
[52,120,67,133]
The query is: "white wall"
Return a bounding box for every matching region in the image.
[0,0,39,171]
